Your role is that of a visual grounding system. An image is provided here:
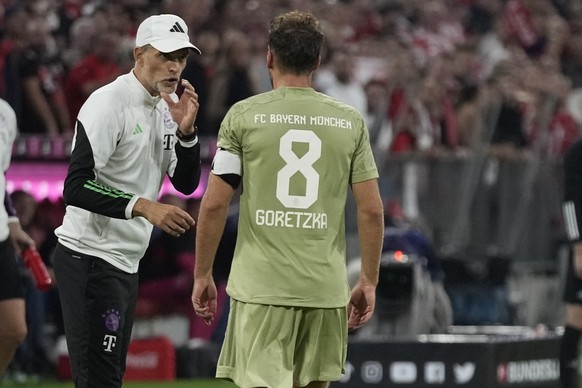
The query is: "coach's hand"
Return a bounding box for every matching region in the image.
[161,79,199,135]
[132,197,194,237]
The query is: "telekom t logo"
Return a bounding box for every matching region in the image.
[103,335,117,352]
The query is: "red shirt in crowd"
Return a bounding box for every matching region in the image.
[64,54,122,124]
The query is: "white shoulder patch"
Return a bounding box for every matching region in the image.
[212,149,242,176]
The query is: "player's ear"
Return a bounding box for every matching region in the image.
[267,46,274,69]
[314,55,321,71]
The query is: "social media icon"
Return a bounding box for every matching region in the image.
[339,361,355,383]
[362,361,383,383]
[454,363,475,383]
[390,362,417,383]
[497,363,508,383]
[425,362,445,383]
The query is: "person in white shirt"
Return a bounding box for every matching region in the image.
[0,97,35,378]
[321,49,367,115]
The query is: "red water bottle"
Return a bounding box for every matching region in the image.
[22,247,53,292]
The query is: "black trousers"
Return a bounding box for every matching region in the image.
[53,243,138,388]
[0,238,23,300]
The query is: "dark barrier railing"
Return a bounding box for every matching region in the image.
[347,152,565,263]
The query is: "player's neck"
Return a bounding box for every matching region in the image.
[272,73,313,89]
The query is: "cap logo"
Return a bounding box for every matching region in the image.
[170,22,185,33]
[136,14,201,54]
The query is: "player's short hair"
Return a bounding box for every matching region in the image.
[268,10,324,75]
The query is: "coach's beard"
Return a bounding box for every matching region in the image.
[157,81,178,95]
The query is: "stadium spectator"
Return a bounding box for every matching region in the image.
[3,14,71,135]
[60,16,98,71]
[64,31,124,124]
[0,98,34,380]
[206,29,261,134]
[0,3,29,98]
[320,48,367,115]
[179,28,221,136]
[363,77,392,152]
[484,61,530,158]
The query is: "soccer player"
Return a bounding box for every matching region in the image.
[0,97,34,378]
[560,138,582,388]
[52,14,202,387]
[192,10,384,388]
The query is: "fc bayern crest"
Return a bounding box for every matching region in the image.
[163,107,175,129]
[103,309,121,332]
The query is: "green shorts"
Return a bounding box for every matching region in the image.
[216,299,348,388]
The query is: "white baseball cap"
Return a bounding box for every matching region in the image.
[136,14,201,54]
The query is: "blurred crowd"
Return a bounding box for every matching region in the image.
[4,0,582,381]
[0,0,581,160]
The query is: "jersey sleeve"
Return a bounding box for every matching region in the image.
[212,110,244,187]
[62,91,132,219]
[350,116,379,184]
[216,109,243,157]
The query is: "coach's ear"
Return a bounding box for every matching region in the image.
[134,46,144,65]
[133,47,142,63]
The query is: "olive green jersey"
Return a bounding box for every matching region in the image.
[217,87,378,308]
